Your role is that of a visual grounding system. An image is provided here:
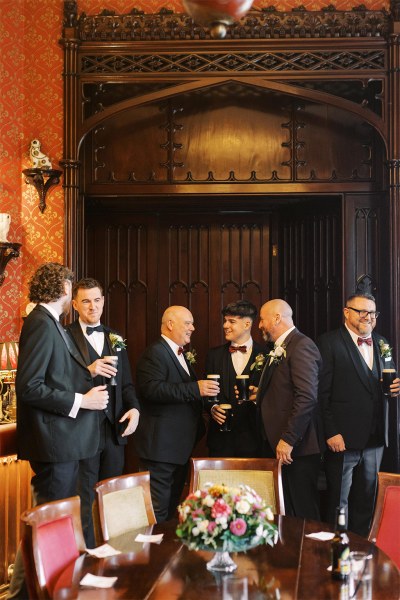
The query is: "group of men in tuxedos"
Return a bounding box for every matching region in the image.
[10,261,400,599]
[134,294,399,537]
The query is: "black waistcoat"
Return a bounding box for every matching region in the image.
[86,338,115,423]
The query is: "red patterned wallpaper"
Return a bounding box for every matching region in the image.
[0,0,390,341]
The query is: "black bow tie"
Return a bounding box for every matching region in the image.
[86,325,103,335]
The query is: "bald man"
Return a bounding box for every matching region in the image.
[255,299,322,519]
[134,306,219,522]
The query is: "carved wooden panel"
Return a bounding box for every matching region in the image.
[344,192,390,333]
[84,207,273,377]
[0,457,32,591]
[279,198,342,339]
[84,85,380,191]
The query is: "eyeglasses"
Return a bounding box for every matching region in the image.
[346,307,380,319]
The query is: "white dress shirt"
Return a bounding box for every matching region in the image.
[230,338,253,375]
[80,319,104,356]
[345,324,373,370]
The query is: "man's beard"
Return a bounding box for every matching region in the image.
[60,298,71,318]
[262,330,272,343]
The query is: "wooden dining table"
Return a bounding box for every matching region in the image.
[53,515,399,599]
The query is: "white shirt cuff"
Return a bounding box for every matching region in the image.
[69,393,83,418]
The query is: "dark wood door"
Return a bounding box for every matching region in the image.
[84,197,342,376]
[84,206,273,378]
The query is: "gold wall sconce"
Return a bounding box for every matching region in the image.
[22,140,62,213]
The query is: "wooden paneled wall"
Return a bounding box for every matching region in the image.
[0,456,32,594]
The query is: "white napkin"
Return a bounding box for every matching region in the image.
[80,573,118,588]
[135,533,164,544]
[305,531,335,541]
[86,543,121,558]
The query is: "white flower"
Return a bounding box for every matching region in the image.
[192,527,200,536]
[256,524,264,537]
[203,495,215,507]
[109,333,127,350]
[379,340,392,359]
[268,344,287,365]
[236,499,251,514]
[194,490,202,498]
[197,520,209,533]
[265,507,274,521]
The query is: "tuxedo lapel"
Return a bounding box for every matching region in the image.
[160,338,193,381]
[222,346,231,399]
[340,327,374,393]
[51,318,87,370]
[67,321,91,365]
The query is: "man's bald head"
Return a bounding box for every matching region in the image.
[259,299,294,343]
[161,305,195,347]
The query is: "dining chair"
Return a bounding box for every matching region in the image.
[20,495,86,600]
[189,457,285,514]
[94,471,156,542]
[368,471,400,568]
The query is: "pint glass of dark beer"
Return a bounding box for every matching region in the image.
[381,368,397,395]
[206,374,220,404]
[236,374,250,404]
[219,404,233,432]
[103,355,118,386]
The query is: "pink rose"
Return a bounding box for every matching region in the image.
[230,518,247,536]
[211,499,232,519]
[207,521,217,533]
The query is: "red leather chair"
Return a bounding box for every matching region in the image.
[21,496,86,599]
[368,471,400,569]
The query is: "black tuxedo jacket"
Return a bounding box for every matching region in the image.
[66,320,140,445]
[317,326,393,449]
[134,337,204,465]
[256,328,322,457]
[16,305,99,462]
[205,341,265,455]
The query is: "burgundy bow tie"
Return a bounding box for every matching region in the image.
[178,347,184,355]
[229,346,247,354]
[357,337,372,346]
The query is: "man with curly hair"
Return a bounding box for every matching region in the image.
[16,263,110,504]
[9,263,109,599]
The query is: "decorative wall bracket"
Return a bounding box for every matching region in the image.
[0,243,22,287]
[22,168,63,213]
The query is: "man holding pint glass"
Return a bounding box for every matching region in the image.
[318,293,400,537]
[206,300,265,457]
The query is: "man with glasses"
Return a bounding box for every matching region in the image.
[317,293,400,536]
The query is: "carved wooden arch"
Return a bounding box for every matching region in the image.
[78,76,387,146]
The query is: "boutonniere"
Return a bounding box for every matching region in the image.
[250,353,266,371]
[379,339,392,360]
[267,345,286,365]
[185,349,197,365]
[109,333,127,350]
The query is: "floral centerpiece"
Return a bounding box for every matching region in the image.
[176,483,278,572]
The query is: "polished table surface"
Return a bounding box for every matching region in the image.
[53,516,400,599]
